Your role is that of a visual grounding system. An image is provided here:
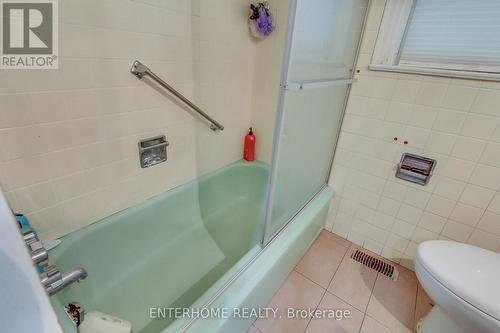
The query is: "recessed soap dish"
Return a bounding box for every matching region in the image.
[138,135,169,168]
[396,153,436,185]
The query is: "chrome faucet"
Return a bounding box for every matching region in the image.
[40,266,88,295]
[21,228,88,295]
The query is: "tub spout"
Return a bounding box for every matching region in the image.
[41,266,88,296]
[62,267,88,285]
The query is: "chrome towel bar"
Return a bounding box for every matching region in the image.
[284,78,357,91]
[130,60,224,131]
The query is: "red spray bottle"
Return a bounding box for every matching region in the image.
[244,127,256,161]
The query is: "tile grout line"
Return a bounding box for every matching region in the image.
[251,324,263,333]
[299,242,351,333]
[413,282,419,329]
[357,249,382,333]
[293,270,328,291]
[254,234,351,333]
[322,244,377,313]
[359,272,379,333]
[465,189,499,243]
[361,273,400,333]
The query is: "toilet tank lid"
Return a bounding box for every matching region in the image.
[416,240,500,321]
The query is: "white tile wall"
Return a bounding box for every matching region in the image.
[326,0,500,270]
[0,0,285,240]
[250,0,288,163]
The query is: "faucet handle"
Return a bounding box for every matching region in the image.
[31,248,48,265]
[22,228,37,244]
[22,228,45,252]
[40,265,63,291]
[29,240,44,252]
[45,265,60,278]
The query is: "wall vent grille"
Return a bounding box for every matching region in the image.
[351,249,399,281]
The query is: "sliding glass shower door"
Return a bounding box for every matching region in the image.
[263,0,369,243]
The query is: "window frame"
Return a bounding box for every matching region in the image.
[369,0,500,81]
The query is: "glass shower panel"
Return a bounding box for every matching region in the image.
[264,0,369,243]
[289,0,369,82]
[266,85,348,238]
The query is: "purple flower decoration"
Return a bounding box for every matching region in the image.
[255,7,274,36]
[250,3,274,38]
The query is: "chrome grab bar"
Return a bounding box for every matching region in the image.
[130,60,224,131]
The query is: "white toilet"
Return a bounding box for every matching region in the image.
[415,240,500,333]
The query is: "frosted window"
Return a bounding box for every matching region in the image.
[289,0,368,81]
[400,0,500,72]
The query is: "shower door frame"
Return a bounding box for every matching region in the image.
[261,0,372,246]
[177,2,370,330]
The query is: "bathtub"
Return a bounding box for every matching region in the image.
[50,160,333,333]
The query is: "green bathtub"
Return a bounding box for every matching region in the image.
[49,160,333,333]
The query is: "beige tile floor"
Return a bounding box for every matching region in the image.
[249,230,434,333]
